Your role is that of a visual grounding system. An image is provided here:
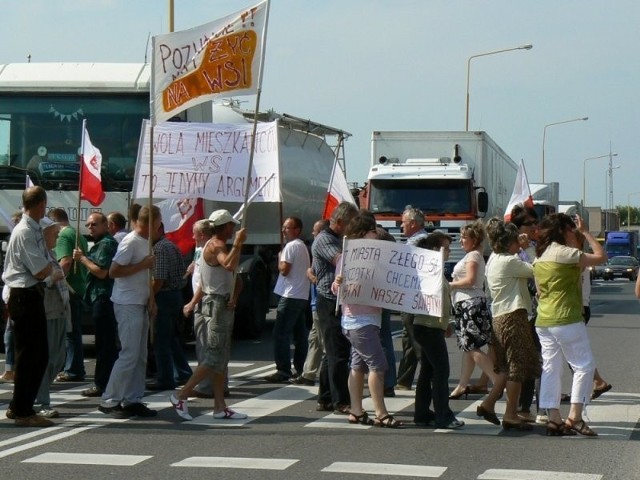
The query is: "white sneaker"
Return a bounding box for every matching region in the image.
[213,408,247,420]
[38,408,59,419]
[535,414,549,424]
[169,394,192,421]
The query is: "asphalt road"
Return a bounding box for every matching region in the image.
[0,277,639,480]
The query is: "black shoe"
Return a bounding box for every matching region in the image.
[81,386,104,398]
[98,404,132,418]
[289,375,314,386]
[316,402,333,412]
[264,372,290,383]
[123,403,157,418]
[5,408,15,420]
[384,387,396,397]
[334,404,351,415]
[146,382,174,391]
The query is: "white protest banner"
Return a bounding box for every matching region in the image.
[339,238,444,317]
[132,120,280,202]
[151,0,269,124]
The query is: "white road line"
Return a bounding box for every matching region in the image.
[189,384,316,426]
[322,461,446,477]
[172,456,298,470]
[23,452,152,466]
[0,424,99,459]
[229,364,275,378]
[0,427,66,448]
[188,361,254,369]
[477,469,602,480]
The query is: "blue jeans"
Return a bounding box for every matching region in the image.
[63,294,85,378]
[153,290,192,388]
[380,309,397,388]
[93,297,119,391]
[414,325,455,427]
[272,296,309,377]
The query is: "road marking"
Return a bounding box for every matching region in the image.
[229,364,274,378]
[0,424,98,459]
[23,452,152,466]
[478,469,602,480]
[189,384,316,426]
[188,361,254,369]
[172,456,298,470]
[322,461,446,477]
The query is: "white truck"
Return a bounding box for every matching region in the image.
[530,182,559,218]
[0,62,349,338]
[358,131,518,272]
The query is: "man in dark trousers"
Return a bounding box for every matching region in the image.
[4,186,54,427]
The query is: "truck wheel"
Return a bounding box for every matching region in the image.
[234,258,269,339]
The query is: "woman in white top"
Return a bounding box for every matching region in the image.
[449,221,502,425]
[485,218,541,431]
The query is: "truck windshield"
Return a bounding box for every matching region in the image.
[368,179,471,215]
[0,93,147,191]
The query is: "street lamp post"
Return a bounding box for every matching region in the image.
[465,44,533,131]
[542,117,588,183]
[583,153,617,207]
[627,192,640,229]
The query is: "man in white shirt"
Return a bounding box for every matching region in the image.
[265,217,311,383]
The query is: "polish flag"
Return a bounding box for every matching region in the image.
[504,160,534,222]
[80,123,105,206]
[322,161,357,219]
[157,197,204,255]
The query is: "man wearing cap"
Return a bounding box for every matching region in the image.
[265,216,310,383]
[3,186,54,427]
[98,205,159,418]
[171,209,247,420]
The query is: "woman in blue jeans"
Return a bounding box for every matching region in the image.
[413,232,464,429]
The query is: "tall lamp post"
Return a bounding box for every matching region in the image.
[542,117,588,182]
[583,153,617,207]
[465,44,533,131]
[627,192,640,229]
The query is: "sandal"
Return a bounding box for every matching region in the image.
[565,418,598,437]
[545,420,577,437]
[374,414,403,428]
[591,384,612,400]
[348,411,374,426]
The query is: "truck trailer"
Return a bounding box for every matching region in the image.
[358,130,518,271]
[604,230,639,260]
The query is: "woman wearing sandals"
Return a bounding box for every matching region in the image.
[533,213,606,437]
[332,212,402,428]
[448,221,503,426]
[485,218,541,431]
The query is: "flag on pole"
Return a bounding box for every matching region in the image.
[504,160,534,222]
[322,161,357,219]
[151,0,269,124]
[80,125,105,206]
[157,197,204,255]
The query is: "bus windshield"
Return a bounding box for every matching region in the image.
[368,178,472,215]
[0,93,148,191]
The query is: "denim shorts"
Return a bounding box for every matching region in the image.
[343,324,388,373]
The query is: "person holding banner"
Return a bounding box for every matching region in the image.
[313,202,359,414]
[485,218,540,431]
[449,221,502,426]
[332,211,402,428]
[412,232,464,430]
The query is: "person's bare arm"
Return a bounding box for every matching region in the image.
[109,255,155,278]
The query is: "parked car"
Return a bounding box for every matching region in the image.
[602,256,639,281]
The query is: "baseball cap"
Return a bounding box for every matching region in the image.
[208,209,240,227]
[40,217,60,230]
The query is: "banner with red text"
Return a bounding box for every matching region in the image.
[151,0,268,124]
[338,239,444,317]
[132,120,280,202]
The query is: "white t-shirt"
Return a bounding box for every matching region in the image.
[451,249,486,304]
[273,238,311,300]
[110,231,151,305]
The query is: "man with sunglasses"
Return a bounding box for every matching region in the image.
[73,213,119,398]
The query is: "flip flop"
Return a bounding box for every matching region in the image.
[591,384,612,400]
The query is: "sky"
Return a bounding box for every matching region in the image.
[2,0,639,210]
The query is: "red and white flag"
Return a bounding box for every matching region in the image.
[322,162,357,219]
[157,197,204,255]
[504,160,534,222]
[80,123,105,206]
